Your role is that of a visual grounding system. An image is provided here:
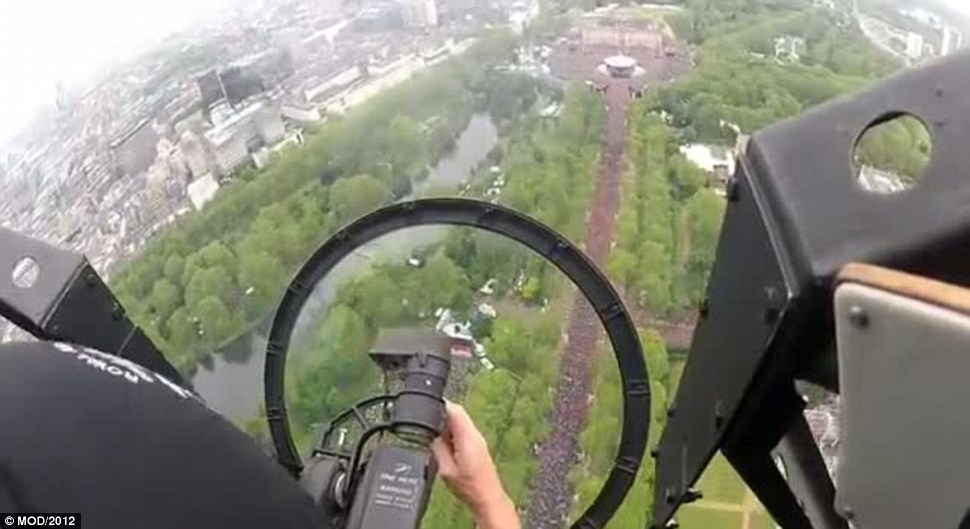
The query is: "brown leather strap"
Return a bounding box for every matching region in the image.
[837,263,970,316]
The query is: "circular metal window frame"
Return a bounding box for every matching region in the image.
[264,197,650,529]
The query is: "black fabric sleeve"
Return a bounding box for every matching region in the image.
[0,341,332,529]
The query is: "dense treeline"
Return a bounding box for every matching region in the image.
[619,0,905,318]
[283,250,476,443]
[853,114,932,183]
[109,32,535,376]
[658,2,900,143]
[608,110,721,316]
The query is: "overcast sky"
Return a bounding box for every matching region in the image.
[0,0,240,145]
[1,0,969,146]
[938,0,970,15]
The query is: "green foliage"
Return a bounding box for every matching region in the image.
[609,112,681,316]
[184,266,235,313]
[163,255,185,284]
[147,279,180,325]
[238,251,287,319]
[329,174,391,225]
[290,304,377,430]
[195,296,235,347]
[109,33,531,376]
[165,307,198,360]
[655,4,900,143]
[421,89,606,526]
[592,2,906,526]
[680,189,726,304]
[853,114,932,184]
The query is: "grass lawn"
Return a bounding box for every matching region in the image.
[677,506,743,529]
[696,453,748,505]
[669,358,686,394]
[752,512,778,529]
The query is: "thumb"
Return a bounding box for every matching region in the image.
[431,437,458,479]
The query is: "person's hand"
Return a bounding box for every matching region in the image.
[431,401,521,529]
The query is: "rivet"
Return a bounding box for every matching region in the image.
[848,306,869,328]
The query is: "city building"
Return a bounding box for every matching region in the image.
[905,31,924,60]
[109,118,159,176]
[187,173,220,210]
[275,27,307,64]
[256,103,286,145]
[354,4,405,32]
[400,0,438,28]
[774,35,806,63]
[207,126,251,175]
[680,143,735,185]
[144,160,177,223]
[178,131,214,179]
[281,101,322,123]
[252,129,305,169]
[941,26,964,56]
[899,6,941,28]
[204,100,286,175]
[304,67,363,102]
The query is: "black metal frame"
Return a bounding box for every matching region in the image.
[263,197,649,529]
[653,52,970,528]
[0,227,185,386]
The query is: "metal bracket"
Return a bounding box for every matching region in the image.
[0,228,185,386]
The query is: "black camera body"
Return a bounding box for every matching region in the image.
[345,444,437,529]
[301,328,452,529]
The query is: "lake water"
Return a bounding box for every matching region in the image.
[192,113,498,422]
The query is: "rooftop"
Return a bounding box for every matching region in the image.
[604,54,637,69]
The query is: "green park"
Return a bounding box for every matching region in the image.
[104,0,925,526]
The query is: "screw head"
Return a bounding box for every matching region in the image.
[664,487,677,504]
[848,306,869,328]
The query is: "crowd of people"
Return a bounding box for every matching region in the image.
[525,80,629,528]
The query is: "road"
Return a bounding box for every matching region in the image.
[524,24,692,526]
[524,76,631,529]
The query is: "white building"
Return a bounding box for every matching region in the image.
[144,161,176,222]
[207,127,251,175]
[401,0,438,28]
[203,101,285,175]
[281,102,322,123]
[256,103,286,145]
[252,130,305,169]
[178,131,213,179]
[941,26,964,56]
[905,32,924,60]
[774,35,806,63]
[187,173,220,210]
[304,67,362,102]
[680,143,735,176]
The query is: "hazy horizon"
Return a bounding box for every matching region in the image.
[0,0,251,148]
[1,0,969,150]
